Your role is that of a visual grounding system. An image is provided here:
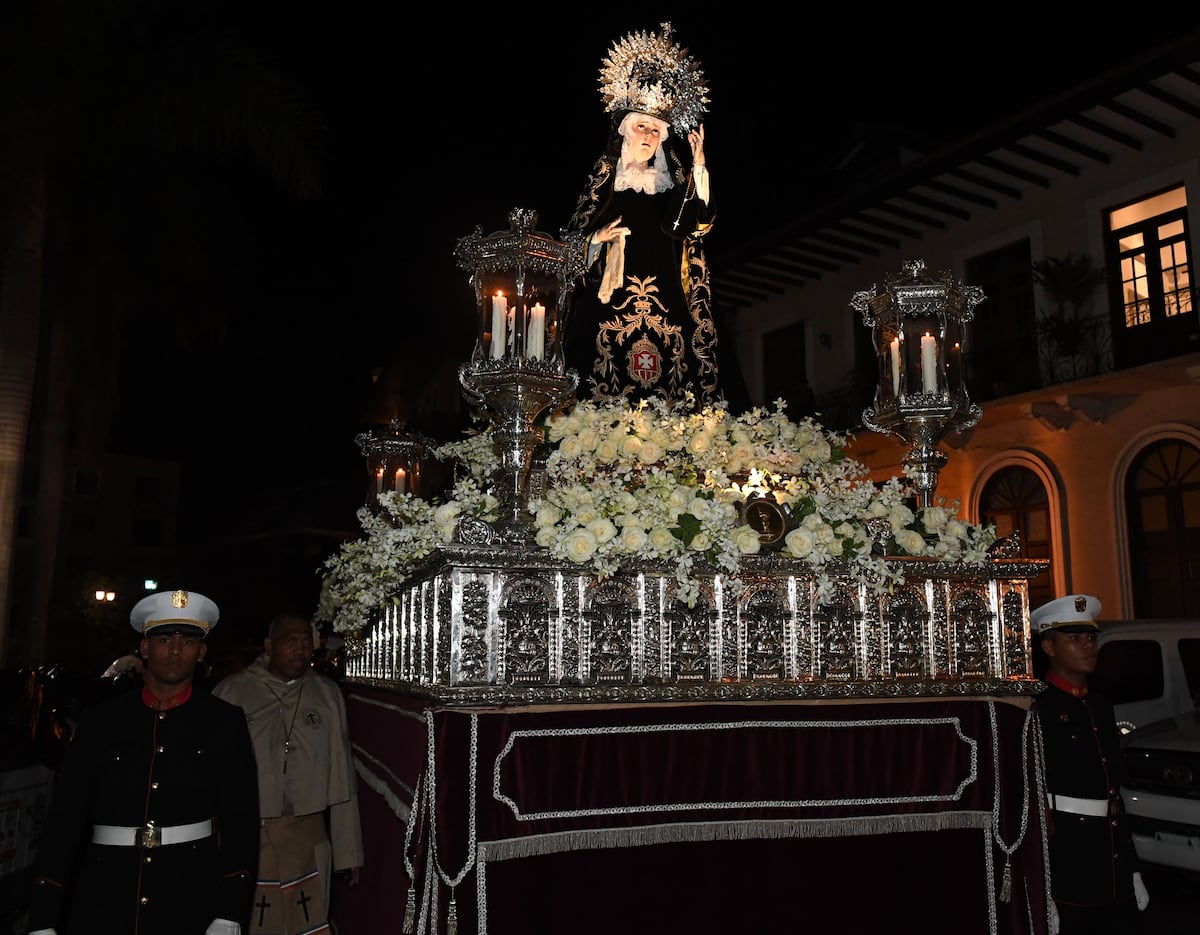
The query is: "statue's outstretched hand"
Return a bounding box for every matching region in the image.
[594,217,630,245]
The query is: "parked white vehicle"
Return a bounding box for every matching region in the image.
[1089,619,1200,874]
[1090,619,1200,733]
[1120,713,1200,874]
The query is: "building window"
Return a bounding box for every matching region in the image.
[980,466,1053,611]
[964,240,1038,399]
[1105,184,1199,366]
[1125,439,1200,618]
[74,470,99,496]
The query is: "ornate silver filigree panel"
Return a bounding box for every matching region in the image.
[345,546,1047,705]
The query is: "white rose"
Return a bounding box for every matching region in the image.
[889,504,915,529]
[595,438,621,463]
[894,528,928,555]
[434,502,462,526]
[563,528,598,563]
[619,525,649,552]
[638,439,663,464]
[667,486,694,510]
[802,512,825,530]
[921,506,949,533]
[534,504,561,528]
[587,518,618,544]
[620,434,643,460]
[686,431,714,456]
[733,525,762,554]
[559,436,584,459]
[649,526,678,553]
[577,427,600,452]
[535,525,558,548]
[689,530,713,552]
[784,527,815,558]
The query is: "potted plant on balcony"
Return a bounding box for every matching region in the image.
[1032,252,1105,378]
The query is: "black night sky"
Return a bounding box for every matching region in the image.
[94,7,1186,502]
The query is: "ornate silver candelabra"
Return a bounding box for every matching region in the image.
[454,208,585,541]
[851,259,985,507]
[355,419,438,508]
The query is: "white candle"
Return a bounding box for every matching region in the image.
[490,294,507,359]
[527,303,546,359]
[375,467,384,496]
[921,333,938,394]
[395,467,406,495]
[889,338,901,397]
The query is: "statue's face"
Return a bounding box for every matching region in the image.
[623,113,663,163]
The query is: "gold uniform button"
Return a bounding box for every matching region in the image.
[151,782,159,789]
[140,897,150,905]
[157,745,164,753]
[144,855,152,863]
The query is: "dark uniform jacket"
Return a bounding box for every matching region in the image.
[1035,674,1140,907]
[28,685,259,935]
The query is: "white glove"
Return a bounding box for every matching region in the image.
[28,929,58,935]
[1133,870,1149,911]
[205,920,241,935]
[1048,900,1060,935]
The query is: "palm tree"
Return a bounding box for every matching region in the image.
[0,0,326,665]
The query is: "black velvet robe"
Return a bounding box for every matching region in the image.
[562,146,720,409]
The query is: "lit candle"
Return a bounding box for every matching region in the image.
[490,294,507,359]
[395,467,406,495]
[921,333,938,394]
[889,338,901,397]
[527,302,546,359]
[375,467,384,496]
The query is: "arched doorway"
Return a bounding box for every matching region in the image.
[980,466,1054,611]
[1125,439,1200,617]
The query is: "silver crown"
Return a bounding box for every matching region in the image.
[598,22,709,134]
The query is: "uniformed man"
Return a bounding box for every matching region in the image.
[28,589,259,935]
[1032,593,1150,934]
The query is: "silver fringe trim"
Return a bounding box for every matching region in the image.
[477,810,991,862]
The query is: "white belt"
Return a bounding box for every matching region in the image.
[92,819,213,848]
[1049,794,1115,817]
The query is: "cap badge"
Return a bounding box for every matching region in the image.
[172,590,189,609]
[1073,595,1087,612]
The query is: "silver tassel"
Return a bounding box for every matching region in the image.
[447,895,458,935]
[1000,860,1012,903]
[402,889,415,934]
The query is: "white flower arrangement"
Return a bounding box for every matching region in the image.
[315,395,997,634]
[314,432,501,635]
